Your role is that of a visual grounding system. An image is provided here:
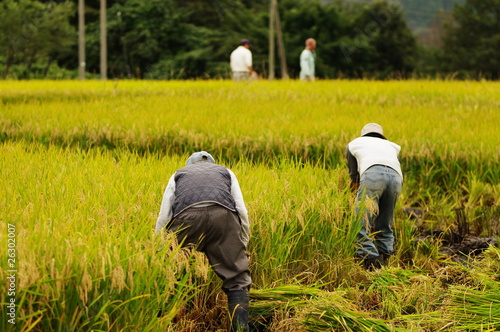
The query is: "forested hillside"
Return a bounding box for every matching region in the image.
[399,0,460,32]
[324,0,462,32]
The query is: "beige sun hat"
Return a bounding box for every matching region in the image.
[361,123,386,138]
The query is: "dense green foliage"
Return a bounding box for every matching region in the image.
[1,0,498,79]
[0,0,75,79]
[443,0,500,79]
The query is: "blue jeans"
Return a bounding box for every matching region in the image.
[356,165,403,259]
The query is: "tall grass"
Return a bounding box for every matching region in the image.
[1,80,499,165]
[1,80,499,331]
[0,142,361,330]
[2,80,499,234]
[0,144,209,331]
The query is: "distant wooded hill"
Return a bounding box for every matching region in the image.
[323,0,463,33]
[398,0,462,32]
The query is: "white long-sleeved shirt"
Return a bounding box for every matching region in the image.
[230,46,252,72]
[155,168,250,245]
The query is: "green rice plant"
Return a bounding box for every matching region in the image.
[460,174,500,236]
[246,159,362,287]
[1,80,500,331]
[2,80,499,240]
[413,237,447,270]
[0,143,208,331]
[1,80,499,170]
[393,209,417,263]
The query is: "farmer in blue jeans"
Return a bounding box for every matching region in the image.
[346,123,403,269]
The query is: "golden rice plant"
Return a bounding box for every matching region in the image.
[1,80,499,331]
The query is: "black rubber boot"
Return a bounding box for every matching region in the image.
[363,255,384,270]
[227,290,249,332]
[380,252,392,265]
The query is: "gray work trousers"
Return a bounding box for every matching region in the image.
[232,72,250,81]
[169,205,251,292]
[356,165,403,260]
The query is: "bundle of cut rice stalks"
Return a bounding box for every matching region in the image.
[249,285,391,331]
[444,246,500,331]
[301,293,391,332]
[446,283,500,331]
[250,285,322,317]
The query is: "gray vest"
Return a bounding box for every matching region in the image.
[172,162,237,217]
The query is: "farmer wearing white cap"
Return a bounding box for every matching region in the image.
[155,151,251,331]
[346,124,403,270]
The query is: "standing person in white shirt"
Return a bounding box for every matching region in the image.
[346,123,403,270]
[230,39,253,81]
[155,151,251,332]
[300,38,316,81]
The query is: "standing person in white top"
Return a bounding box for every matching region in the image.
[300,38,316,81]
[230,39,253,81]
[346,123,403,270]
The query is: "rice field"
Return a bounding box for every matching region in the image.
[1,80,499,331]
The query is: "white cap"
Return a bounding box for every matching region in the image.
[186,151,216,165]
[361,123,386,138]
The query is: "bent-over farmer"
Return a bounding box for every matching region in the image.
[346,123,403,270]
[155,151,251,332]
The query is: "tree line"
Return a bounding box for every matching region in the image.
[0,0,498,80]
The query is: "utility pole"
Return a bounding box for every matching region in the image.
[268,0,288,80]
[268,0,276,80]
[274,1,288,79]
[78,0,85,80]
[100,0,107,80]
